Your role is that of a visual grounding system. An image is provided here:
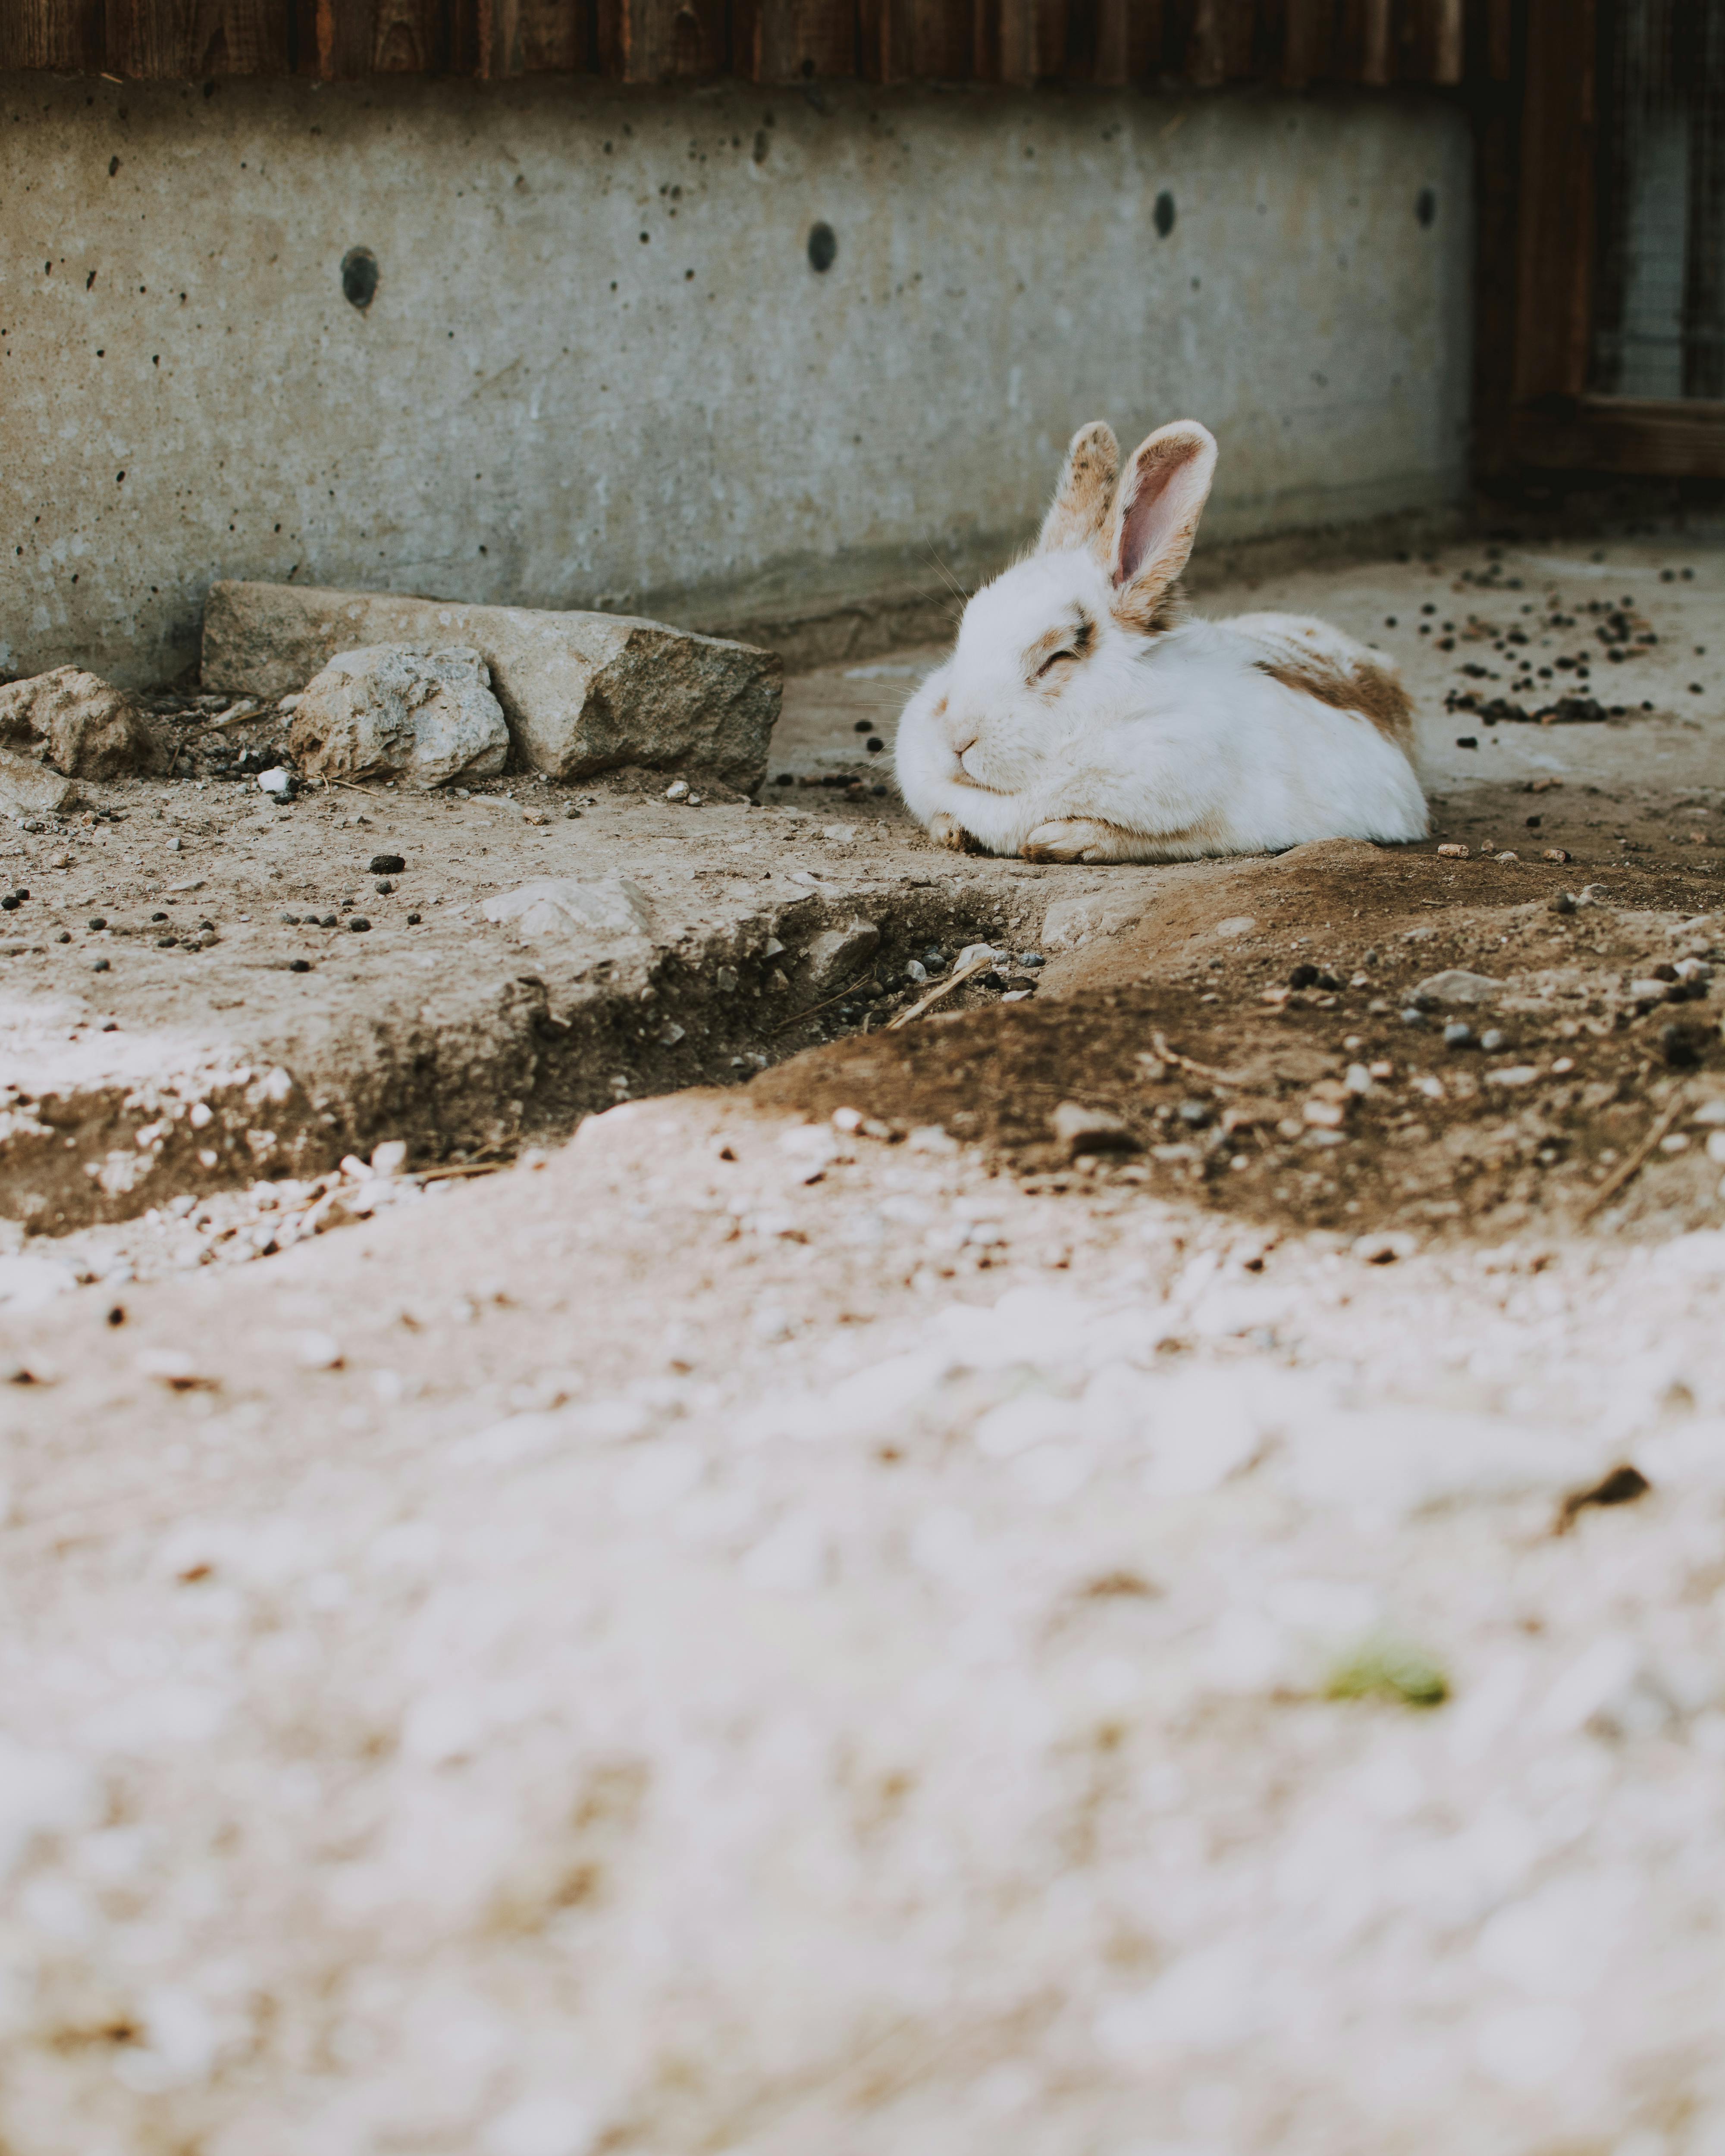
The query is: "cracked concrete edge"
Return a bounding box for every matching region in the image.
[0,879,1054,1234]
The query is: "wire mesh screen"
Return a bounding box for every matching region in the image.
[1592,0,1725,399]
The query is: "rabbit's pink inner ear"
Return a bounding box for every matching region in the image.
[1111,424,1217,621]
[1036,420,1120,555]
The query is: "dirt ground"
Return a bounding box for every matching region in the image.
[2,530,1725,2156]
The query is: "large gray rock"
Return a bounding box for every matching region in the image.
[0,667,165,777]
[288,645,510,790]
[203,582,782,793]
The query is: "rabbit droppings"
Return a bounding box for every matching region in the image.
[894,420,1428,863]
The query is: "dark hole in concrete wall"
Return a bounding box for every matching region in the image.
[1153,191,1176,238]
[808,222,837,273]
[1416,187,1437,227]
[342,247,380,311]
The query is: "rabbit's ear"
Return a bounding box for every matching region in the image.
[1109,422,1217,627]
[1036,421,1120,555]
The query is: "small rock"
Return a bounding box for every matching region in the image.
[1480,1028,1506,1051]
[1049,1100,1141,1157]
[665,779,690,801]
[1414,968,1502,1007]
[289,644,510,790]
[136,1347,218,1391]
[1436,843,1468,858]
[1443,1021,1477,1049]
[1557,1463,1651,1531]
[1549,891,1577,915]
[347,917,371,933]
[1352,1231,1417,1264]
[1543,847,1571,863]
[1486,1064,1539,1087]
[831,1106,894,1141]
[369,853,406,874]
[256,768,292,798]
[1661,1022,1710,1068]
[481,874,653,946]
[0,666,166,777]
[0,748,77,819]
[798,920,881,994]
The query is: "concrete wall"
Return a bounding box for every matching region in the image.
[1,74,1473,687]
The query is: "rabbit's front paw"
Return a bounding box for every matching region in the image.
[1022,818,1129,863]
[928,812,982,855]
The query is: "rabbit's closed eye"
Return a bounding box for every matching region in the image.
[1026,611,1095,683]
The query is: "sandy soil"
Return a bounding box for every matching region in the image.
[1,530,1724,2155]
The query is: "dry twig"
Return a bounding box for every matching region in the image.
[884,955,993,1031]
[1147,1030,1251,1087]
[771,973,877,1034]
[1581,1087,1690,1221]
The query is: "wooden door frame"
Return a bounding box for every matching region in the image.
[1498,0,1725,478]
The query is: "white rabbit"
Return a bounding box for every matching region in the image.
[894,419,1427,862]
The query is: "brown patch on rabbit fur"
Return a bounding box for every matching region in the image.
[1136,579,1191,639]
[1253,652,1414,752]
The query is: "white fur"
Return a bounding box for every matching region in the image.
[894,426,1428,864]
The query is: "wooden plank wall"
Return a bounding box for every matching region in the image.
[0,0,1514,85]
